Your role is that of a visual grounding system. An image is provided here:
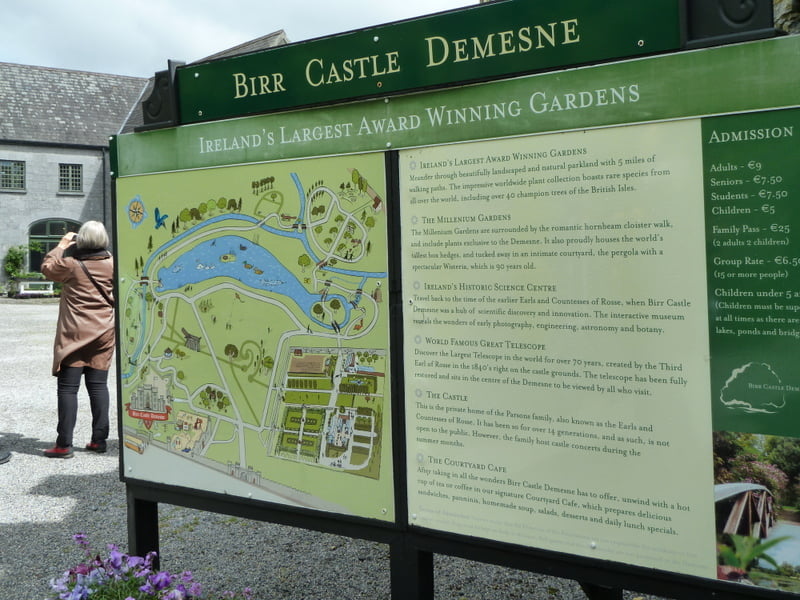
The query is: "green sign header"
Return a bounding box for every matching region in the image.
[113,36,800,178]
[177,0,681,124]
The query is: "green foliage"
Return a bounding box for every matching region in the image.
[766,436,800,504]
[3,242,42,279]
[714,432,792,502]
[718,534,790,572]
[778,562,799,578]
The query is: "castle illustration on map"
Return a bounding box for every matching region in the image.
[116,154,394,519]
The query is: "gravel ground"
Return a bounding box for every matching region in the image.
[0,297,666,600]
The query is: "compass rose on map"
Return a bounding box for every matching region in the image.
[127,195,148,229]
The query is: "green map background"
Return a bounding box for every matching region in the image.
[115,153,395,520]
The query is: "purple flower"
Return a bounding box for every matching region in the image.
[72,533,90,556]
[50,578,68,593]
[59,583,90,600]
[86,568,108,586]
[127,554,151,578]
[152,570,172,589]
[55,533,254,600]
[188,582,203,596]
[140,569,172,594]
[127,554,145,568]
[106,546,126,571]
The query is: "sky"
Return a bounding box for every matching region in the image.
[2,0,476,78]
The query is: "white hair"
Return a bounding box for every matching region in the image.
[76,220,109,250]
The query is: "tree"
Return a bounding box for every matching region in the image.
[312,304,325,321]
[224,343,239,359]
[714,431,759,482]
[766,436,800,504]
[217,394,231,411]
[298,254,312,272]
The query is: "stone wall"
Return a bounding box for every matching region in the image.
[775,0,800,32]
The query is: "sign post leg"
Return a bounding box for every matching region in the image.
[390,539,434,600]
[579,582,623,600]
[127,488,160,569]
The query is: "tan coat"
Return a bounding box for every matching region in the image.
[42,248,115,376]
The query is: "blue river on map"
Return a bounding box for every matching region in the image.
[123,174,384,379]
[156,234,352,326]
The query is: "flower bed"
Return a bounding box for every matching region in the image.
[49,534,253,600]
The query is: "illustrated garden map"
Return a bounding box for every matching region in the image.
[115,153,394,520]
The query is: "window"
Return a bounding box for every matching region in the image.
[0,159,25,190]
[58,163,83,193]
[28,219,81,272]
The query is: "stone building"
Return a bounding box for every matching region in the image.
[0,63,148,284]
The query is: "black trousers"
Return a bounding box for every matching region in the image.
[56,366,110,448]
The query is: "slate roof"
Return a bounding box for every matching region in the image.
[121,30,289,133]
[0,62,148,147]
[197,30,289,64]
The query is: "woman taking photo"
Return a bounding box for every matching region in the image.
[41,220,115,458]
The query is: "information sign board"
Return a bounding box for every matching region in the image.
[114,26,800,597]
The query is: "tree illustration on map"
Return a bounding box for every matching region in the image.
[115,154,393,520]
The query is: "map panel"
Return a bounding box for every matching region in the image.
[115,153,394,521]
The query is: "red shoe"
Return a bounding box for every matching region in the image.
[44,446,74,459]
[85,441,107,453]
